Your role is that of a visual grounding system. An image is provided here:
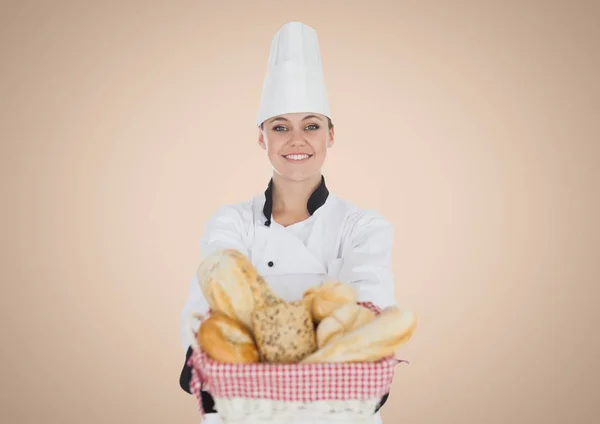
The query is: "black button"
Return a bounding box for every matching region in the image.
[264,220,270,226]
[267,261,274,267]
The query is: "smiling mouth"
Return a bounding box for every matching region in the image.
[282,153,313,161]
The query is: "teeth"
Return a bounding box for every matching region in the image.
[285,154,310,160]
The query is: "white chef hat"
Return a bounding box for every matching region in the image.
[256,21,332,127]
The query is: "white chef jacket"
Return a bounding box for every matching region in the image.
[180,177,397,424]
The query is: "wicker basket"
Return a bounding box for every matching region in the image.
[187,302,407,423]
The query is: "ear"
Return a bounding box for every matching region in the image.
[327,127,335,148]
[258,127,267,150]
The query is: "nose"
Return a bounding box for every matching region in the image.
[288,128,307,146]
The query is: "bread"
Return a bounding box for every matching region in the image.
[316,303,377,348]
[197,249,282,330]
[251,300,317,363]
[302,281,357,323]
[301,306,417,363]
[197,311,260,364]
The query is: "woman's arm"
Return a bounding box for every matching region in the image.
[337,209,398,309]
[179,203,251,400]
[337,209,398,414]
[179,204,251,352]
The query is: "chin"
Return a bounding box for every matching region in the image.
[270,157,325,182]
[274,168,320,182]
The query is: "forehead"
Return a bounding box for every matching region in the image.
[266,112,326,123]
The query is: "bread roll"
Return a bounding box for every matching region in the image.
[301,306,417,363]
[197,249,282,330]
[251,300,317,363]
[302,281,357,323]
[316,303,377,348]
[197,311,260,364]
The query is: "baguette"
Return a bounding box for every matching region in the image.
[301,306,417,363]
[303,280,357,323]
[197,249,282,330]
[197,311,260,364]
[316,303,376,348]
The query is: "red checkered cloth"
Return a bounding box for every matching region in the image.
[187,302,407,419]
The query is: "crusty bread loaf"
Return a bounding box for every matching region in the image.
[251,300,317,363]
[301,306,417,363]
[302,280,357,323]
[197,311,260,364]
[197,249,282,330]
[316,303,377,348]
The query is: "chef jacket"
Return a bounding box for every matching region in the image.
[179,176,397,424]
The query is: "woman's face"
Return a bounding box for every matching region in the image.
[258,112,334,182]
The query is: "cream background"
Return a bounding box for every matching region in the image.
[1,1,599,423]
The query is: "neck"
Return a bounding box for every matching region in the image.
[271,173,322,215]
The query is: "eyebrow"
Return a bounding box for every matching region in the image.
[269,114,323,123]
[302,114,323,121]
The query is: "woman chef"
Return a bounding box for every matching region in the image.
[179,21,397,424]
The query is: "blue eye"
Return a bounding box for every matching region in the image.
[272,124,319,131]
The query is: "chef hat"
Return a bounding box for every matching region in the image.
[256,21,331,127]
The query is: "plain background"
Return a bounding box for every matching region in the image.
[1,1,599,423]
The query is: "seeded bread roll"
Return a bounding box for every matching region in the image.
[251,301,317,363]
[197,249,283,330]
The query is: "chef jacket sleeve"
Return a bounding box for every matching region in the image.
[337,210,398,310]
[179,204,251,352]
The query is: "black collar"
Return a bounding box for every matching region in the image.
[263,175,329,226]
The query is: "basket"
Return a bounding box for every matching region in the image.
[186,302,407,423]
